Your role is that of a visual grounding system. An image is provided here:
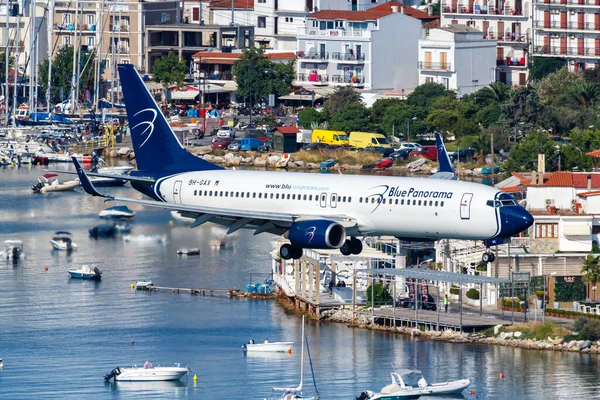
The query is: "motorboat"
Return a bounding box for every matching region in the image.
[50,231,77,251]
[32,173,79,193]
[89,224,118,239]
[135,281,154,290]
[114,223,132,234]
[68,265,102,280]
[0,240,25,261]
[243,339,293,353]
[104,362,189,382]
[124,234,166,244]
[356,369,471,400]
[99,205,135,220]
[177,248,200,256]
[0,358,3,368]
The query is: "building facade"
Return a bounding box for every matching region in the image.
[295,2,435,92]
[440,0,531,86]
[418,25,496,96]
[532,0,600,69]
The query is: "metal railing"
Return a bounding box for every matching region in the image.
[331,75,365,84]
[299,28,371,37]
[296,73,329,82]
[296,51,329,60]
[417,61,452,71]
[534,45,600,56]
[441,4,523,15]
[331,52,365,61]
[498,33,529,43]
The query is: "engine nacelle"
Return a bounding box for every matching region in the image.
[288,220,346,249]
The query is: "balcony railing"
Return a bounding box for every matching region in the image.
[110,25,130,32]
[296,73,329,82]
[331,52,366,61]
[498,33,529,42]
[442,4,523,15]
[417,61,452,71]
[331,75,365,84]
[534,45,600,56]
[298,28,371,38]
[535,20,600,31]
[496,57,527,66]
[296,51,329,60]
[109,46,130,54]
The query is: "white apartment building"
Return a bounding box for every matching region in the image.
[532,0,600,69]
[296,2,434,91]
[440,0,531,86]
[194,0,390,50]
[418,25,496,96]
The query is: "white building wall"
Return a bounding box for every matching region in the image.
[454,40,496,96]
[558,218,592,252]
[527,187,577,210]
[371,13,421,91]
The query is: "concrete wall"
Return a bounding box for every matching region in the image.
[454,39,496,97]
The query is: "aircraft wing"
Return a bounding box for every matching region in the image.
[46,169,156,184]
[72,157,358,234]
[429,132,456,180]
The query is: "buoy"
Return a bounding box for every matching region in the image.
[193,374,197,382]
[169,220,174,226]
[471,390,476,396]
[131,340,135,345]
[499,373,504,379]
[44,266,48,271]
[286,349,292,354]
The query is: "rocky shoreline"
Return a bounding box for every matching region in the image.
[320,309,600,354]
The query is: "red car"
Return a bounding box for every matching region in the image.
[211,137,234,149]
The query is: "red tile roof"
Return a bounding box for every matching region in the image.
[586,149,600,158]
[500,186,525,193]
[192,51,296,64]
[209,0,253,9]
[577,190,600,198]
[525,171,600,188]
[275,126,300,135]
[309,1,435,22]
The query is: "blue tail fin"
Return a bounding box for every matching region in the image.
[436,133,454,175]
[118,64,223,173]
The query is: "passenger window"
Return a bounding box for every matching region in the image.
[309,195,313,201]
[395,199,398,205]
[276,194,280,199]
[418,200,421,206]
[225,192,228,197]
[303,195,307,200]
[401,199,404,205]
[413,200,416,205]
[292,194,296,200]
[435,201,438,206]
[348,197,351,202]
[359,198,363,203]
[270,193,274,199]
[230,191,234,197]
[236,192,239,197]
[429,201,432,206]
[342,196,346,202]
[371,198,375,203]
[253,193,256,198]
[441,201,445,207]
[287,194,291,200]
[220,191,223,196]
[209,190,213,196]
[247,192,250,198]
[204,190,208,196]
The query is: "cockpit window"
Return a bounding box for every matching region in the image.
[494,193,518,207]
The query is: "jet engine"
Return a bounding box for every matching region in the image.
[288,220,346,249]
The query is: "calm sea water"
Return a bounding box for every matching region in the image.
[0,164,598,399]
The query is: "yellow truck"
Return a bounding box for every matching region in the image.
[349,132,392,149]
[311,129,350,146]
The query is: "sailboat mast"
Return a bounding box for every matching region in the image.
[34,0,39,117]
[12,4,21,127]
[70,0,79,113]
[5,1,10,126]
[74,1,83,110]
[46,0,54,112]
[28,0,35,114]
[94,0,105,110]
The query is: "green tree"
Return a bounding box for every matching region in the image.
[233,47,295,101]
[380,103,426,139]
[329,103,374,133]
[528,57,568,82]
[407,82,454,109]
[298,107,324,128]
[152,52,187,88]
[370,98,404,124]
[0,52,15,84]
[571,82,600,109]
[324,85,363,117]
[501,85,548,128]
[366,282,393,306]
[504,130,557,172]
[582,255,600,301]
[537,67,584,105]
[424,97,462,140]
[38,46,98,106]
[474,104,502,127]
[476,82,511,105]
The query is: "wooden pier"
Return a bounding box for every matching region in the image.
[135,285,276,299]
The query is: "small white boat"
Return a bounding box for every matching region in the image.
[68,265,102,280]
[32,173,79,193]
[50,231,77,251]
[0,358,3,368]
[177,248,200,256]
[104,362,189,382]
[0,240,25,261]
[243,339,293,353]
[357,369,471,400]
[135,281,154,290]
[99,205,135,219]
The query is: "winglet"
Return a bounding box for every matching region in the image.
[436,133,455,175]
[72,156,108,198]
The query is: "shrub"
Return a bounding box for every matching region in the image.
[534,290,544,299]
[503,298,521,308]
[555,281,586,302]
[450,285,459,295]
[574,317,590,332]
[366,282,393,306]
[466,288,480,300]
[578,320,600,341]
[476,264,487,272]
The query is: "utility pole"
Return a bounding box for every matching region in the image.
[248,65,252,126]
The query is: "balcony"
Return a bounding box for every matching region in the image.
[534,20,600,31]
[442,4,523,15]
[496,57,527,66]
[296,51,329,60]
[331,75,365,84]
[298,28,372,38]
[331,52,366,61]
[534,45,600,56]
[109,46,130,54]
[417,61,452,71]
[536,0,600,4]
[110,25,130,32]
[296,73,329,83]
[498,33,529,43]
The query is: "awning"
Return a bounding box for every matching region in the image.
[279,93,324,101]
[170,90,199,100]
[562,222,591,236]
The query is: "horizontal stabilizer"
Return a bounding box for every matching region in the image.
[46,169,155,184]
[72,157,110,198]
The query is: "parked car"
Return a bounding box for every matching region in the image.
[216,126,235,138]
[246,128,270,142]
[211,137,234,149]
[398,142,422,152]
[359,146,394,157]
[389,148,412,160]
[240,137,260,151]
[450,148,477,163]
[227,139,241,151]
[396,294,437,311]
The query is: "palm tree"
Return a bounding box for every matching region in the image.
[476,82,511,104]
[582,254,600,301]
[571,82,600,108]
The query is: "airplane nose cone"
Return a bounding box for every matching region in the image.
[499,206,534,237]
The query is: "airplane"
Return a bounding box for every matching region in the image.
[71,64,534,262]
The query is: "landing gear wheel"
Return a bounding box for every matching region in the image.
[291,246,303,259]
[280,244,293,260]
[482,252,495,263]
[340,240,353,256]
[350,238,363,255]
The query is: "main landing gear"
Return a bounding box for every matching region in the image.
[340,237,363,256]
[280,244,303,260]
[482,250,496,263]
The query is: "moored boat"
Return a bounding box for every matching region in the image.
[89,224,118,239]
[320,158,334,169]
[104,362,189,382]
[99,205,135,219]
[50,231,77,251]
[68,265,102,280]
[243,339,293,353]
[0,240,25,261]
[32,174,79,193]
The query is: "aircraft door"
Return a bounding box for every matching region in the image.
[330,193,338,208]
[320,192,327,208]
[173,180,182,203]
[460,193,473,219]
